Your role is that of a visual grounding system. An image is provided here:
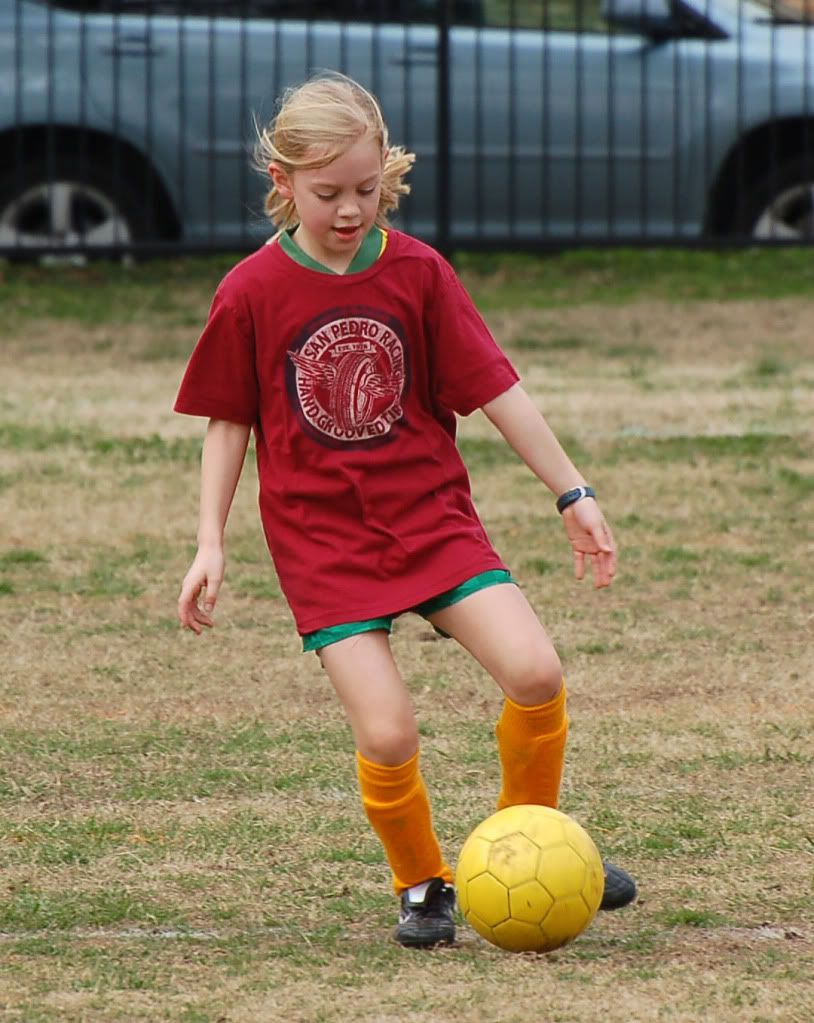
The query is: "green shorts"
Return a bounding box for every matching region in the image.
[302,569,514,653]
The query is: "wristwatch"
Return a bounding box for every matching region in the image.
[556,485,596,514]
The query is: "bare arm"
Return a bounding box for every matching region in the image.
[178,418,251,633]
[482,383,616,588]
[482,382,587,494]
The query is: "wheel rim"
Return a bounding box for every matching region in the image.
[752,182,814,240]
[0,180,133,247]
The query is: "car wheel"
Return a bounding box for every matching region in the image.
[0,160,154,251]
[736,157,814,240]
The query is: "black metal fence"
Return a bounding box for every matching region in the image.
[2,0,813,258]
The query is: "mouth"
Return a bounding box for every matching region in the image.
[334,225,361,240]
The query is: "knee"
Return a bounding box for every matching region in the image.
[356,713,419,766]
[500,646,563,706]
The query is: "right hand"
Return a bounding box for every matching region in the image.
[177,545,225,634]
[561,498,617,589]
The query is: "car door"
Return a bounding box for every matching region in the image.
[448,3,686,242]
[78,0,272,244]
[78,1,444,244]
[236,5,442,243]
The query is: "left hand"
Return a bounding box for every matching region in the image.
[562,498,617,589]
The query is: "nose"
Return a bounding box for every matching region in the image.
[337,197,360,219]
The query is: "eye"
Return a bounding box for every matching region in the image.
[359,186,377,196]
[316,192,336,201]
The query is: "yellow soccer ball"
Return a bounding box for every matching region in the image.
[456,804,604,953]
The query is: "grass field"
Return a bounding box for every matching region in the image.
[1,248,812,1022]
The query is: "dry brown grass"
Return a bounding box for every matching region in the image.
[1,271,812,1022]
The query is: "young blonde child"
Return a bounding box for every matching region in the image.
[176,72,636,948]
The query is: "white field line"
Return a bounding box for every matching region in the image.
[0,924,807,945]
[0,926,283,943]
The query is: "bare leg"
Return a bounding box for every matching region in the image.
[318,630,452,893]
[318,629,418,764]
[427,582,562,704]
[428,582,567,809]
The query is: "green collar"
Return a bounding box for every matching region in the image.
[279,225,386,275]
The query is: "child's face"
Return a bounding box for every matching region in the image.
[271,137,384,272]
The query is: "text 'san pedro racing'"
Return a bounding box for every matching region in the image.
[289,315,405,442]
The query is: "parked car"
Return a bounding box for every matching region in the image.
[1,0,813,252]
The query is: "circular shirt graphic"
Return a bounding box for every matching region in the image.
[288,314,406,444]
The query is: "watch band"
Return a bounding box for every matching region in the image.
[556,485,596,514]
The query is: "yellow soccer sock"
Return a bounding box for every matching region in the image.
[356,749,454,895]
[495,682,568,810]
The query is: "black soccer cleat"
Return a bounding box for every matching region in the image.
[599,860,637,911]
[394,877,456,948]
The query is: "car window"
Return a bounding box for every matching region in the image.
[34,1,607,29]
[481,1,607,31]
[749,0,814,20]
[36,1,484,23]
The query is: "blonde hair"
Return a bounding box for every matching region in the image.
[253,72,415,236]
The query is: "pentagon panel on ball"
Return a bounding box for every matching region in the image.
[456,805,604,953]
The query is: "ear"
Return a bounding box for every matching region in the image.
[269,162,294,199]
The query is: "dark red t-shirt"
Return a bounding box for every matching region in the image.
[174,230,520,633]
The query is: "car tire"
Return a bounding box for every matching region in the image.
[0,158,156,253]
[734,156,814,240]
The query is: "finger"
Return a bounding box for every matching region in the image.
[178,584,203,631]
[179,602,215,635]
[591,552,607,589]
[179,609,202,634]
[203,578,222,614]
[178,574,201,605]
[592,528,616,587]
[179,608,203,634]
[607,545,618,579]
[592,521,615,554]
[574,550,586,581]
[592,550,615,589]
[192,605,215,629]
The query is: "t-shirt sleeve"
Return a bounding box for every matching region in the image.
[173,287,259,425]
[428,264,520,416]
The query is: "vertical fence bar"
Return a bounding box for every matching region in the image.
[176,0,186,248]
[369,0,380,136]
[606,1,615,239]
[639,0,649,239]
[436,0,451,256]
[704,0,712,241]
[144,0,155,250]
[112,3,122,247]
[207,7,216,242]
[78,1,87,245]
[305,1,314,80]
[806,0,812,211]
[574,0,584,239]
[339,4,349,80]
[508,0,517,238]
[769,0,778,239]
[474,6,483,237]
[541,0,551,239]
[239,0,249,243]
[272,0,282,132]
[45,0,54,245]
[735,0,745,240]
[671,6,680,236]
[399,11,410,235]
[13,0,22,248]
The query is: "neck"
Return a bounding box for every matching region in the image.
[292,227,359,275]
